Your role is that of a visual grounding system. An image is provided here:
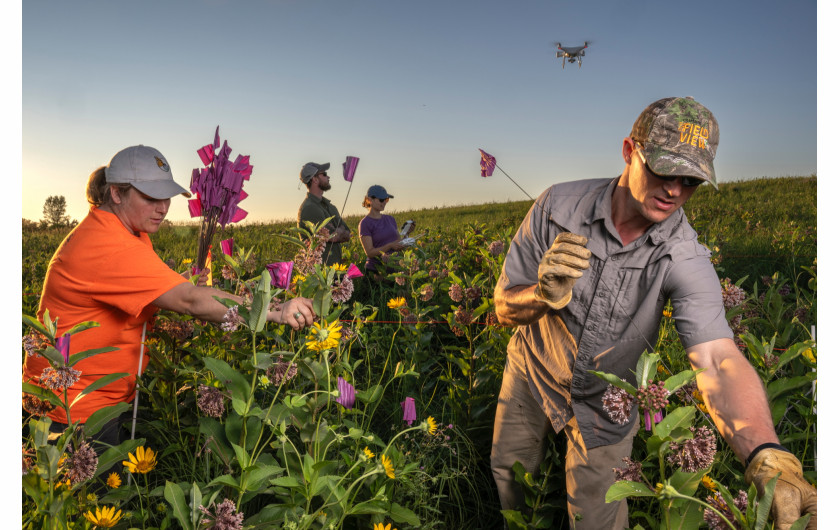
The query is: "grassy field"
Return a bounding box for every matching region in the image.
[21,175,817,529]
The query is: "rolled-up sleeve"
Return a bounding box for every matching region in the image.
[666,256,733,349]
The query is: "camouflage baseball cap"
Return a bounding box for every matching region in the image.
[631,97,719,189]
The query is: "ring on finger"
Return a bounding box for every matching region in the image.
[294,311,303,320]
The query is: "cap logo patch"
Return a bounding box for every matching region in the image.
[154,156,171,172]
[678,122,709,150]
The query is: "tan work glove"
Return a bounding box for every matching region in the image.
[745,448,817,529]
[534,232,591,309]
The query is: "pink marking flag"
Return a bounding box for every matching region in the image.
[55,333,71,364]
[479,148,496,177]
[336,376,356,409]
[346,263,364,279]
[266,261,294,290]
[401,397,416,426]
[343,156,359,182]
[220,238,234,257]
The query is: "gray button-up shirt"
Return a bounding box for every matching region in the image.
[498,177,732,449]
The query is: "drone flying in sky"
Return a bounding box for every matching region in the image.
[555,42,589,69]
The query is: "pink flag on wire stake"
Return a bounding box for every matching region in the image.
[401,397,416,425]
[55,333,71,365]
[343,156,359,182]
[336,376,356,409]
[479,149,496,177]
[220,238,234,257]
[266,261,294,290]
[346,263,364,279]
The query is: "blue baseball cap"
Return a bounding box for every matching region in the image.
[367,185,394,199]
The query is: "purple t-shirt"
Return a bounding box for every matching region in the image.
[358,214,400,270]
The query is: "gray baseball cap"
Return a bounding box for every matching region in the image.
[300,162,330,184]
[105,145,191,199]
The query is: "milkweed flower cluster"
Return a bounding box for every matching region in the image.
[23,329,50,357]
[448,284,464,303]
[703,490,748,530]
[454,306,474,326]
[667,425,717,472]
[199,498,244,530]
[220,305,239,332]
[294,228,329,275]
[22,393,56,416]
[197,385,225,418]
[332,275,355,303]
[66,441,98,484]
[488,240,505,257]
[612,457,643,483]
[154,319,195,341]
[636,380,670,431]
[602,382,634,425]
[40,366,82,391]
[267,360,298,386]
[419,284,434,302]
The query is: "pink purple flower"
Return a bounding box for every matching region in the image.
[667,425,717,472]
[602,382,634,425]
[197,385,225,418]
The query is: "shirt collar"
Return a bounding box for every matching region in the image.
[588,176,686,247]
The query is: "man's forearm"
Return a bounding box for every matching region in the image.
[688,338,780,463]
[493,283,550,326]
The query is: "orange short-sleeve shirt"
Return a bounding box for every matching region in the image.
[23,208,188,423]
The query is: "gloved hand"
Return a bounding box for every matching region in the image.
[534,232,591,309]
[745,448,817,529]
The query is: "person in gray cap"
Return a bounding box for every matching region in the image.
[23,145,315,449]
[297,161,351,266]
[490,98,816,529]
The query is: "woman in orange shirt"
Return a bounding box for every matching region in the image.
[23,145,314,446]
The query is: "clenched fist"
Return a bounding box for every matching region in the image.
[534,232,591,309]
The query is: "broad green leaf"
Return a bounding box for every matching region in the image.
[243,465,284,492]
[635,351,660,388]
[666,499,704,530]
[669,470,704,496]
[65,321,101,336]
[663,369,703,393]
[386,502,421,526]
[22,382,63,409]
[345,499,389,515]
[68,346,119,366]
[789,514,813,530]
[70,373,130,407]
[84,402,130,438]
[23,314,52,339]
[605,481,656,502]
[37,345,65,367]
[203,357,251,402]
[207,474,241,490]
[231,443,251,469]
[652,406,695,439]
[190,482,203,525]
[588,370,637,395]
[248,270,271,333]
[232,397,248,416]
[269,476,302,489]
[767,374,815,400]
[164,481,191,530]
[754,474,778,530]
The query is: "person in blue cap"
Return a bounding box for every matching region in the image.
[357,184,416,280]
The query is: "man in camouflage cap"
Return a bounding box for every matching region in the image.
[491,97,815,529]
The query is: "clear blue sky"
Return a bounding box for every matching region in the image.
[21,0,816,225]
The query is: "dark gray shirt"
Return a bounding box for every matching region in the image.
[297,193,350,266]
[498,177,732,449]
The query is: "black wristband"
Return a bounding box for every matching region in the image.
[745,442,790,468]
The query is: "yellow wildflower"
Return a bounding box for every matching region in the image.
[363,447,375,460]
[702,474,717,491]
[292,273,307,286]
[331,263,348,272]
[802,348,816,363]
[122,446,157,474]
[182,258,193,265]
[657,364,667,375]
[662,308,673,318]
[424,416,438,435]
[387,297,407,309]
[106,472,121,488]
[83,505,123,528]
[373,523,396,530]
[692,390,709,413]
[305,321,342,352]
[381,455,395,479]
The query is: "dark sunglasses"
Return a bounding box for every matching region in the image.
[372,196,389,202]
[635,147,705,187]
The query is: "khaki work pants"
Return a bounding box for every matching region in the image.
[490,362,638,530]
